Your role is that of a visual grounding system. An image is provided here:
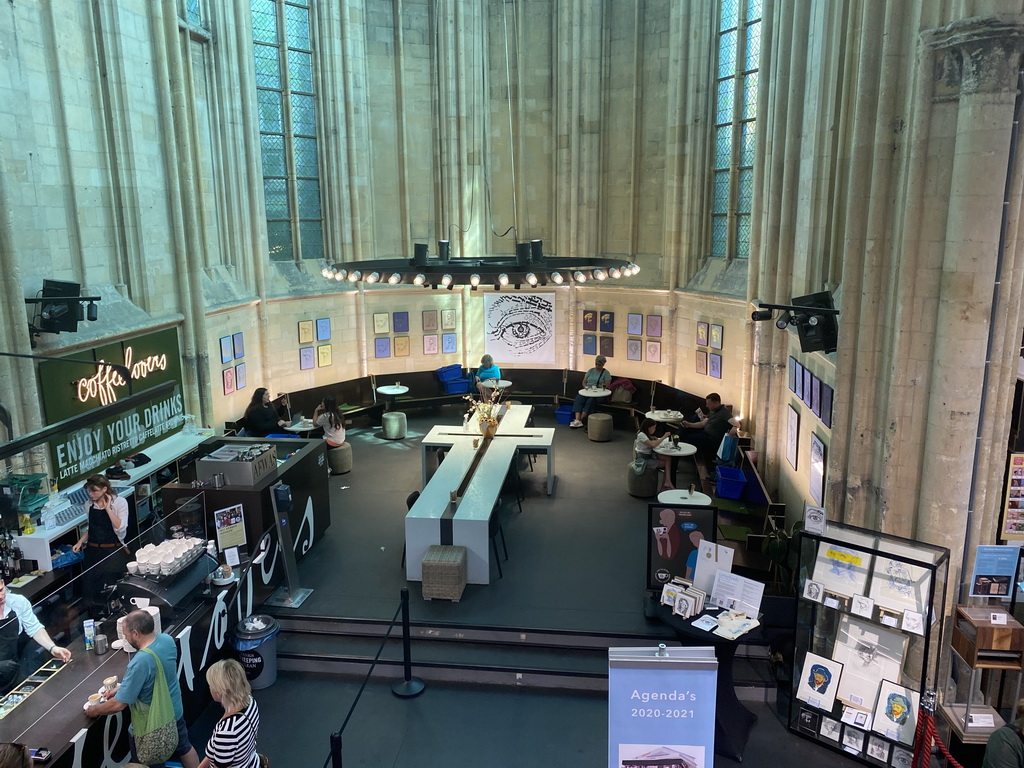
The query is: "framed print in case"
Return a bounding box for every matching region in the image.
[441,309,456,330]
[422,310,438,332]
[599,336,614,358]
[393,311,409,333]
[709,353,722,379]
[710,324,723,350]
[820,716,842,742]
[696,349,708,375]
[599,311,614,333]
[627,313,643,335]
[316,318,331,341]
[582,334,597,356]
[442,333,457,354]
[374,338,391,358]
[317,344,332,367]
[298,321,314,345]
[787,404,799,470]
[645,340,661,364]
[373,313,390,334]
[423,334,438,354]
[697,322,709,347]
[812,541,872,599]
[871,680,919,746]
[626,339,642,361]
[220,336,233,364]
[796,651,843,711]
[646,314,662,338]
[394,336,410,357]
[232,332,244,359]
[222,366,235,395]
[234,362,247,389]
[299,347,315,370]
[832,616,907,713]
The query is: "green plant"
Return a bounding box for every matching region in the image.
[762,520,804,594]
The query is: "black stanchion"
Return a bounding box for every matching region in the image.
[330,731,343,768]
[391,587,426,698]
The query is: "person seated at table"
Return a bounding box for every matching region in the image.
[570,355,612,428]
[676,392,733,459]
[313,396,346,447]
[475,355,502,398]
[244,388,288,437]
[634,418,674,491]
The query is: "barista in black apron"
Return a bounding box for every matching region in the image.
[0,578,72,694]
[0,612,24,693]
[73,476,131,619]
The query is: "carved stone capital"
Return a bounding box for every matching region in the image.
[923,15,1024,96]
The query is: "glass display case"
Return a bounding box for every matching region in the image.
[789,521,950,766]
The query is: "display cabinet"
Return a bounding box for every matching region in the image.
[789,521,949,767]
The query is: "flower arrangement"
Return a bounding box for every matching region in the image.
[464,387,504,429]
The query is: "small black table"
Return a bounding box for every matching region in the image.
[653,601,759,762]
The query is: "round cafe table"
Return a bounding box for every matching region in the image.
[646,409,685,422]
[578,387,611,398]
[655,442,697,458]
[482,379,512,390]
[376,384,409,411]
[657,489,713,506]
[285,419,316,437]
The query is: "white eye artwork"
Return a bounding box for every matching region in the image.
[484,293,555,363]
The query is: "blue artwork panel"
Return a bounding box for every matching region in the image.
[393,311,409,333]
[582,334,597,356]
[375,337,391,359]
[441,333,457,354]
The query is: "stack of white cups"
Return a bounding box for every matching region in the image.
[145,606,161,636]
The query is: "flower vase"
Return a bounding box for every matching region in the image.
[479,419,498,440]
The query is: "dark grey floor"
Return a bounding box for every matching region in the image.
[204,405,868,767]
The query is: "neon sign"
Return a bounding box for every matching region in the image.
[75,345,168,405]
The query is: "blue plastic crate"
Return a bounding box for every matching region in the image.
[715,466,747,500]
[555,405,573,425]
[436,364,465,382]
[441,378,472,394]
[51,544,84,569]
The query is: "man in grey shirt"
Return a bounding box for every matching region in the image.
[677,392,733,457]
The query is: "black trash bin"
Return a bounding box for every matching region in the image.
[233,615,280,690]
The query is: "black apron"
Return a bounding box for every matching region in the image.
[83,502,129,618]
[0,608,26,693]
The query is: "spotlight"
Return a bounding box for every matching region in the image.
[775,311,793,330]
[498,273,509,286]
[365,271,380,284]
[751,308,773,321]
[321,267,331,278]
[550,271,564,284]
[348,270,361,282]
[526,272,538,286]
[413,273,426,286]
[593,268,607,281]
[573,270,587,283]
[41,304,69,321]
[334,270,346,281]
[470,274,481,287]
[807,315,820,327]
[86,302,98,322]
[609,267,621,279]
[438,240,450,262]
[387,273,402,285]
[440,274,453,287]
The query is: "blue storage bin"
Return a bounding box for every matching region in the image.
[441,378,472,394]
[715,466,747,500]
[51,544,84,569]
[555,405,573,425]
[436,364,465,382]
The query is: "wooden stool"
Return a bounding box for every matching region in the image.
[327,443,352,474]
[421,545,467,601]
[587,413,613,441]
[382,411,407,440]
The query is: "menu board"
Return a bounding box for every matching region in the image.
[1001,453,1024,541]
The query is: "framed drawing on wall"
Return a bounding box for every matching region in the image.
[232,332,244,359]
[299,347,315,370]
[645,340,661,364]
[316,318,331,341]
[646,314,662,338]
[821,383,834,428]
[442,333,457,354]
[582,334,597,356]
[220,336,233,365]
[394,336,410,357]
[811,375,822,417]
[582,309,597,331]
[441,309,456,330]
[810,433,826,505]
[696,350,708,375]
[710,324,724,350]
[599,311,614,333]
[423,334,438,354]
[787,405,799,470]
[599,336,614,358]
[709,353,722,379]
[373,313,390,334]
[222,367,235,395]
[234,362,247,390]
[794,361,804,399]
[317,344,332,367]
[422,310,438,332]
[627,313,643,335]
[298,321,314,345]
[374,338,391,359]
[789,357,798,392]
[697,322,709,347]
[803,368,813,406]
[393,311,409,333]
[626,339,642,361]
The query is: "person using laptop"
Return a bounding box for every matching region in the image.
[244,388,288,437]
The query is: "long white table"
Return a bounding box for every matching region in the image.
[407,405,556,584]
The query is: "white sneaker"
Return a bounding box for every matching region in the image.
[570,419,583,428]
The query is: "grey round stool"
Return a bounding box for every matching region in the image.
[587,413,613,441]
[626,462,660,497]
[327,443,353,474]
[382,411,407,440]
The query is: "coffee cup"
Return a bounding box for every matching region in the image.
[103,675,118,691]
[126,561,140,575]
[87,693,102,706]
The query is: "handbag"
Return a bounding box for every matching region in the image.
[130,647,179,765]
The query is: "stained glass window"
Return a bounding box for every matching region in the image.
[710,0,761,259]
[252,0,322,262]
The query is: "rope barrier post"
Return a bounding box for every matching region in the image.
[330,731,343,768]
[391,587,426,698]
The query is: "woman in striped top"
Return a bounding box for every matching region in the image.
[198,659,262,768]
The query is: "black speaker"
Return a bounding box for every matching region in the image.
[273,483,293,514]
[791,291,838,354]
[39,279,81,334]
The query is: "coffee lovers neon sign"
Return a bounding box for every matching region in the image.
[76,345,168,405]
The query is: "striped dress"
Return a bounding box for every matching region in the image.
[205,697,261,768]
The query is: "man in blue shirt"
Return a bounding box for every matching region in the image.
[87,610,199,768]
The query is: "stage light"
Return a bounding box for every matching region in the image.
[550,271,564,284]
[440,274,453,287]
[593,269,607,281]
[526,272,538,286]
[498,273,509,286]
[574,270,587,283]
[413,273,426,286]
[776,312,793,330]
[387,273,402,285]
[470,274,481,287]
[365,271,380,284]
[348,270,361,282]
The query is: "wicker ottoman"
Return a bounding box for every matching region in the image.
[587,413,613,441]
[626,462,660,497]
[327,443,352,474]
[421,545,467,601]
[382,411,407,440]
